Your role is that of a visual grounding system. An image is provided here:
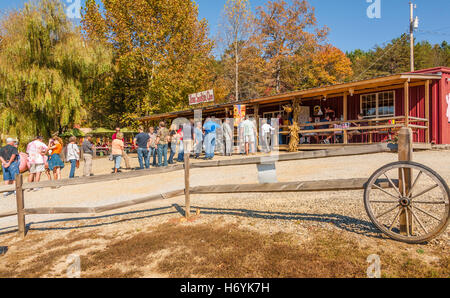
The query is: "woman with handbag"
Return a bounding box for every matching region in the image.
[67,136,80,179]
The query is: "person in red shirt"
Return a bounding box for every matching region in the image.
[112,127,124,142]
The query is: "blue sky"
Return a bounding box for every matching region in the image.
[1,0,449,53]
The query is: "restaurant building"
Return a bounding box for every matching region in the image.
[139,67,450,150]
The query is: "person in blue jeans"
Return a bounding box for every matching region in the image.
[66,136,80,179]
[134,126,150,169]
[203,118,219,160]
[168,125,178,164]
[148,126,158,167]
[155,121,170,167]
[0,138,20,197]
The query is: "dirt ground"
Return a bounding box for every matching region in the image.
[0,150,448,278]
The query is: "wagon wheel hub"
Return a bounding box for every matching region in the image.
[400,198,411,207]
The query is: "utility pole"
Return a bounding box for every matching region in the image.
[409,2,419,72]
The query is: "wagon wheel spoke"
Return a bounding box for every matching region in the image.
[413,200,447,205]
[412,205,442,222]
[410,184,439,200]
[376,204,401,219]
[408,206,428,234]
[388,208,403,232]
[370,200,399,204]
[384,173,402,197]
[408,171,423,198]
[401,167,407,196]
[405,207,411,237]
[371,184,400,201]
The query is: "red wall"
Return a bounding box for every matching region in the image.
[439,72,450,144]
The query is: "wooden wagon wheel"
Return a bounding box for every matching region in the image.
[364,161,450,244]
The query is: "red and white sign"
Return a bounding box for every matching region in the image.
[189,89,214,105]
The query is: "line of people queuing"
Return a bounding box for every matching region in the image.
[1,134,96,197]
[121,115,277,173]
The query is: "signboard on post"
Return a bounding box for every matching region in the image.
[189,89,215,106]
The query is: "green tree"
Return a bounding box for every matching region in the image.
[348,35,450,81]
[0,0,112,144]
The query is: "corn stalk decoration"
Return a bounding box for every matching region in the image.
[285,98,302,152]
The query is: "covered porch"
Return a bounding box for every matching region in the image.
[139,71,442,151]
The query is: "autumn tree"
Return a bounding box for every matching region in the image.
[218,0,254,102]
[0,0,112,143]
[255,0,328,94]
[82,0,214,126]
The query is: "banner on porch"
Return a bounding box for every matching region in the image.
[189,89,215,105]
[234,105,246,127]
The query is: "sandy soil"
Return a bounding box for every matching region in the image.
[0,149,448,277]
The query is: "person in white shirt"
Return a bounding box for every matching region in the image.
[66,136,80,179]
[242,115,256,156]
[223,118,233,156]
[26,136,49,183]
[261,119,275,153]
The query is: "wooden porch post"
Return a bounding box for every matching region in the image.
[425,80,430,144]
[254,104,260,149]
[343,92,348,144]
[404,81,410,127]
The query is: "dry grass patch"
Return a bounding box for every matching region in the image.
[81,222,449,278]
[0,222,448,278]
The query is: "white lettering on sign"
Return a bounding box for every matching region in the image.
[189,89,215,106]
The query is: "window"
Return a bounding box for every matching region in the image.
[361,91,395,118]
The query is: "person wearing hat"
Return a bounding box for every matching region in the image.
[0,138,20,196]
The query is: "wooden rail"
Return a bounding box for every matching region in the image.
[0,144,393,194]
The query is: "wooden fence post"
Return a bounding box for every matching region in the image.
[15,174,26,238]
[184,153,191,219]
[398,127,413,235]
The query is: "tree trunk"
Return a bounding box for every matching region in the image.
[235,42,239,102]
[276,61,281,94]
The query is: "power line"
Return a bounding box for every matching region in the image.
[353,34,409,81]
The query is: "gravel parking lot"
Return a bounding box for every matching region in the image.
[0,150,448,277]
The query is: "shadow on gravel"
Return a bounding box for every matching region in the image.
[174,204,385,240]
[0,206,179,236]
[0,203,384,240]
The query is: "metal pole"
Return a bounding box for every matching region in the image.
[410,2,415,72]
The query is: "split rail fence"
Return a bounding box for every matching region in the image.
[0,143,397,238]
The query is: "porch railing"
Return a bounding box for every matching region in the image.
[279,116,429,145]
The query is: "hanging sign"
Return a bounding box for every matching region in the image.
[189,89,215,105]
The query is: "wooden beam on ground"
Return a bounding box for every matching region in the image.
[24,189,185,215]
[190,178,395,194]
